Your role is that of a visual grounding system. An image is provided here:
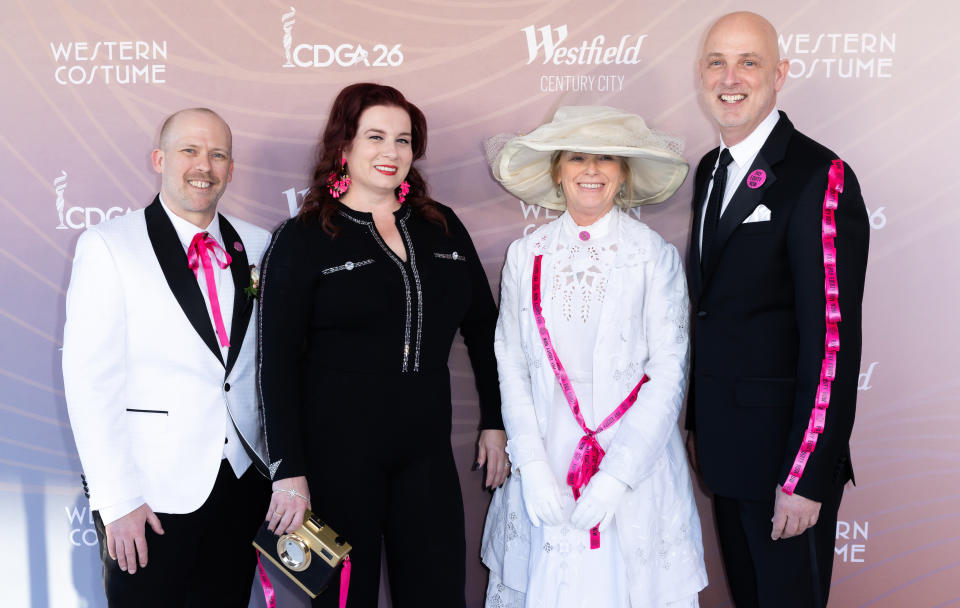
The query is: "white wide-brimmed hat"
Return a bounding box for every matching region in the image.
[487,106,689,210]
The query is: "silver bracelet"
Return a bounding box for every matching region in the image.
[273,488,309,502]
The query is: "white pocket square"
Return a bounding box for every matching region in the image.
[743,203,771,223]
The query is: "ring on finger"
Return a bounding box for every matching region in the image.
[272,511,281,518]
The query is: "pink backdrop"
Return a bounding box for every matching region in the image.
[2,1,958,606]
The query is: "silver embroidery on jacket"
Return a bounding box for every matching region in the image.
[433,251,466,261]
[256,219,294,472]
[320,259,374,275]
[268,460,282,480]
[337,209,415,372]
[399,217,423,372]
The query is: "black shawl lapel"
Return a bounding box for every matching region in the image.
[702,112,794,287]
[220,215,252,377]
[687,149,718,300]
[145,197,225,366]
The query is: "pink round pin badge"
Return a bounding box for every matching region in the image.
[747,169,766,189]
[578,231,591,241]
[233,241,244,252]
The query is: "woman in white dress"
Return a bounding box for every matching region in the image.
[481,106,707,608]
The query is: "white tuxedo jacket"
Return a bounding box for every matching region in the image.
[62,197,270,524]
[482,209,707,605]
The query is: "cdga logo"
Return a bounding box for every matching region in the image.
[54,171,132,230]
[280,6,403,68]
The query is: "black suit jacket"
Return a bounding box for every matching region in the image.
[686,112,869,502]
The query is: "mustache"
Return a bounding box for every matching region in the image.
[185,173,219,185]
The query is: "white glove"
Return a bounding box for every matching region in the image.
[570,471,627,532]
[518,461,564,527]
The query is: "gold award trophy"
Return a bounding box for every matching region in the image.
[253,509,352,598]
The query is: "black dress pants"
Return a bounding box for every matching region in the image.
[302,370,468,608]
[306,443,466,608]
[713,484,845,608]
[94,459,270,608]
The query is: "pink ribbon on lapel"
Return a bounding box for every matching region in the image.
[187,231,232,348]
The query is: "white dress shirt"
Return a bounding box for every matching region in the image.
[698,108,781,252]
[159,196,247,476]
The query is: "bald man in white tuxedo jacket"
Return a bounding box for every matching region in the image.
[62,108,271,607]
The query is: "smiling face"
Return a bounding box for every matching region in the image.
[151,109,233,228]
[699,12,788,146]
[554,151,625,225]
[341,104,413,203]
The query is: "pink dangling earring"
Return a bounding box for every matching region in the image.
[397,180,410,204]
[327,157,351,198]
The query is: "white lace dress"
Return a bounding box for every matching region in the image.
[483,210,700,608]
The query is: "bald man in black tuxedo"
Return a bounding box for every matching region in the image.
[685,12,870,608]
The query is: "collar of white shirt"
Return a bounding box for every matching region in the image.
[158,194,225,252]
[719,107,781,175]
[699,108,782,251]
[560,205,618,242]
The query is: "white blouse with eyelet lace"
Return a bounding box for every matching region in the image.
[483,207,705,608]
[526,209,630,607]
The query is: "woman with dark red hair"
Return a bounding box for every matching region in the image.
[257,83,507,606]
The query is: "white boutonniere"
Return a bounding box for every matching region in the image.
[244,264,260,299]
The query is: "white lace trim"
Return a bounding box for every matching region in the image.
[551,240,616,323]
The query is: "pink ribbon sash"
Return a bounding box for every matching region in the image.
[781,159,845,495]
[532,254,649,548]
[187,231,232,348]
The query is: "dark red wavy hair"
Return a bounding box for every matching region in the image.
[298,82,446,235]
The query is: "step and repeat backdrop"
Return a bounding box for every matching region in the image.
[2,0,957,606]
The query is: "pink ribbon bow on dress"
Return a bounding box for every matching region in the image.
[567,432,606,500]
[187,231,232,348]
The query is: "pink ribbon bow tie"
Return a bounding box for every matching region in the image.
[187,231,232,348]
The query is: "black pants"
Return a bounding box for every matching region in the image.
[306,443,467,608]
[713,484,845,608]
[94,460,270,608]
[299,370,467,608]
